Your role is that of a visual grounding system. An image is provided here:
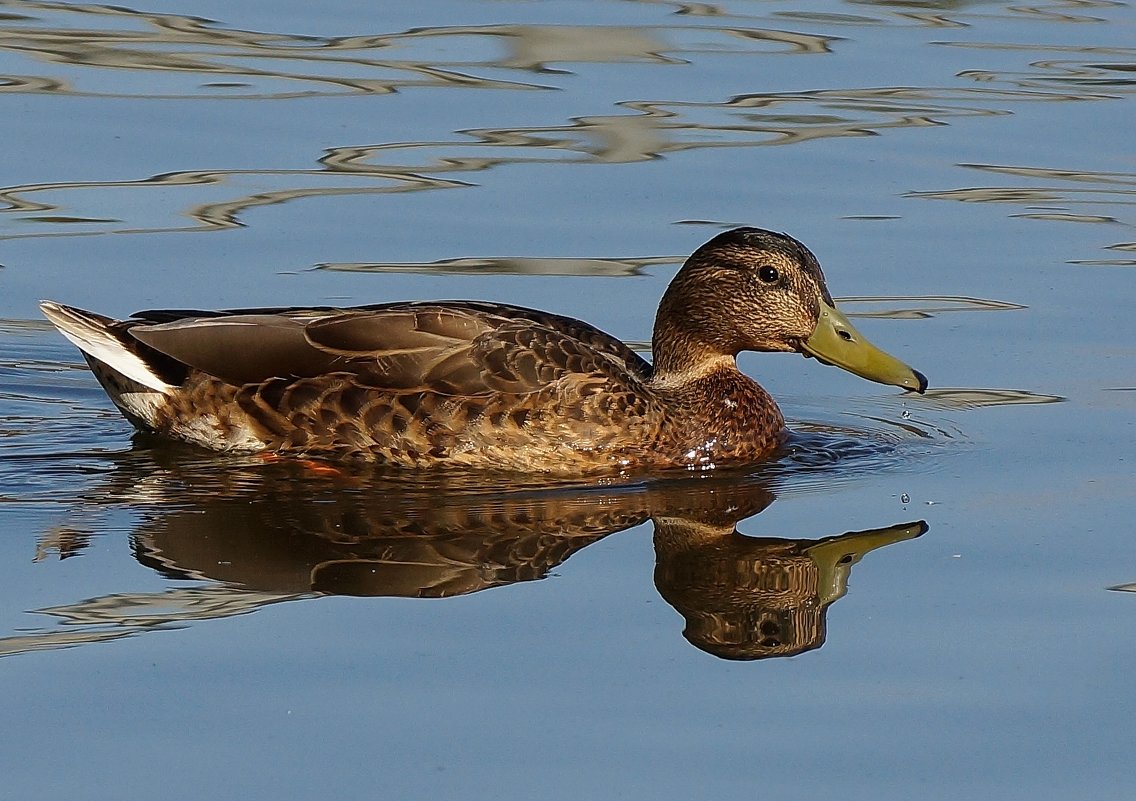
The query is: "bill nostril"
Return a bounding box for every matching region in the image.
[837,329,853,342]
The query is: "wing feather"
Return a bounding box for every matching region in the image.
[125,302,652,399]
[130,315,345,386]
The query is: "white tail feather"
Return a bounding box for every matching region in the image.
[39,300,174,392]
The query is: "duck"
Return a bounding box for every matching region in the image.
[40,227,926,475]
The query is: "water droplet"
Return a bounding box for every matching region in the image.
[901,409,911,420]
[900,493,910,503]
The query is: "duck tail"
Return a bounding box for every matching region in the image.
[40,301,175,393]
[40,300,180,432]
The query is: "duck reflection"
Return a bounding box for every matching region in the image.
[653,515,924,660]
[23,456,924,660]
[132,470,646,599]
[123,457,921,658]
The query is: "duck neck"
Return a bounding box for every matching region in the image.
[651,277,739,379]
[648,271,785,462]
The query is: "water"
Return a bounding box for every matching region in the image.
[2,0,1134,798]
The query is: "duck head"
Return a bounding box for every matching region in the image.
[652,227,927,393]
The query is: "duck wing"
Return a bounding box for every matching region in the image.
[128,301,652,395]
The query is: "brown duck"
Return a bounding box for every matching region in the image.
[40,227,926,475]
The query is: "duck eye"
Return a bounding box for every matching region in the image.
[758,265,779,284]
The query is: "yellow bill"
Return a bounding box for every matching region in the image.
[803,301,927,393]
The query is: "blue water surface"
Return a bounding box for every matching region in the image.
[2,0,1134,799]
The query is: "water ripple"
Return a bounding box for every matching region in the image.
[908,163,1136,263]
[0,2,841,99]
[2,1,1132,243]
